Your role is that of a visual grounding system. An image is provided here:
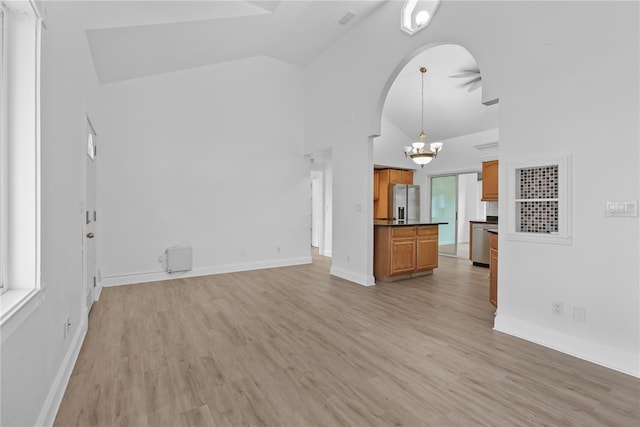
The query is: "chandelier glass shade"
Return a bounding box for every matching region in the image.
[404,67,443,168]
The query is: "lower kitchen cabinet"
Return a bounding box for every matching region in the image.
[390,237,416,275]
[374,224,439,281]
[416,227,438,271]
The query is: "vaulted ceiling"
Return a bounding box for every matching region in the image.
[80,1,497,143]
[383,44,499,144]
[84,0,386,83]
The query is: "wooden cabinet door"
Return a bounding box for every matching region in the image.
[373,170,380,200]
[389,169,403,184]
[402,170,413,184]
[375,170,390,218]
[482,160,499,201]
[489,234,498,307]
[416,237,438,270]
[416,226,438,270]
[390,238,416,275]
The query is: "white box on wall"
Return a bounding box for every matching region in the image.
[166,244,192,273]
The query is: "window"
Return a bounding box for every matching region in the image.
[506,155,571,245]
[0,1,43,338]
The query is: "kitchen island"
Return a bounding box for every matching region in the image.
[374,221,444,282]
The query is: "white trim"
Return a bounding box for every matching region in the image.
[0,287,43,343]
[494,314,639,378]
[101,256,312,287]
[0,7,7,294]
[35,312,88,427]
[474,141,499,162]
[330,265,376,287]
[505,154,572,245]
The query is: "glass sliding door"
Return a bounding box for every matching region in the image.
[430,175,457,255]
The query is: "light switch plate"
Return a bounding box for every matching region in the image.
[606,201,638,217]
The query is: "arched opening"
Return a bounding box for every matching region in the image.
[373,43,499,272]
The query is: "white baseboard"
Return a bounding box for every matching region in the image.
[330,266,376,287]
[322,249,332,257]
[101,256,312,287]
[36,311,88,427]
[494,314,640,378]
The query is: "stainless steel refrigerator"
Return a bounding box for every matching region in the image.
[389,184,420,221]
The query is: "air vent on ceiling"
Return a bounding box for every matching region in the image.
[338,10,357,26]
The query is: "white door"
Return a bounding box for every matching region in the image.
[311,175,322,248]
[83,119,97,311]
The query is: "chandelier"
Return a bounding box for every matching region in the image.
[404,67,443,167]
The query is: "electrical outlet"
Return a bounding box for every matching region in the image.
[552,301,563,316]
[157,255,163,263]
[573,306,586,323]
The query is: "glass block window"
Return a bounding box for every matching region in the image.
[507,156,571,245]
[515,166,559,233]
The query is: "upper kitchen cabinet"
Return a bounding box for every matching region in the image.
[481,160,499,201]
[374,168,414,218]
[373,169,380,200]
[389,169,413,185]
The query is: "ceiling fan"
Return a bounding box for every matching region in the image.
[450,68,482,92]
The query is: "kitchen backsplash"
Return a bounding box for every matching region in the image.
[486,201,499,217]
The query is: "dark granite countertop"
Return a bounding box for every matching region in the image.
[469,220,499,224]
[487,229,498,235]
[374,220,447,227]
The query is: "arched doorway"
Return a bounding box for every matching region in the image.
[374,43,499,259]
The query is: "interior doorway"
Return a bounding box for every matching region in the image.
[430,172,484,258]
[309,148,332,258]
[310,171,322,249]
[83,116,98,312]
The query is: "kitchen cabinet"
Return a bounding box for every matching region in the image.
[374,224,439,281]
[416,226,438,271]
[482,160,499,201]
[374,168,414,219]
[489,232,498,307]
[373,170,380,200]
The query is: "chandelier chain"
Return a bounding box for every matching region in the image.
[421,69,424,134]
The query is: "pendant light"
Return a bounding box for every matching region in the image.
[404,67,443,167]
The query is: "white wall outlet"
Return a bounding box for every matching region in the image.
[552,301,563,316]
[157,255,163,263]
[573,306,586,323]
[606,200,638,217]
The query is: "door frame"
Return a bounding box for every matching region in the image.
[82,114,98,314]
[429,173,459,256]
[427,168,483,257]
[310,170,324,254]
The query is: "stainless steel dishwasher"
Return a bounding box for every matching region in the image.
[472,224,497,266]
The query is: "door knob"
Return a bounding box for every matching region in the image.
[86,232,94,238]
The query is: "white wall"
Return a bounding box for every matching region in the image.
[493,1,639,375]
[93,56,311,286]
[373,115,414,168]
[1,3,99,426]
[305,1,639,376]
[457,173,481,243]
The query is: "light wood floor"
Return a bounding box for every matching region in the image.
[54,252,640,426]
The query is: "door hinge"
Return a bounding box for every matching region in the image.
[94,210,97,221]
[94,144,97,157]
[86,211,91,224]
[93,276,97,288]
